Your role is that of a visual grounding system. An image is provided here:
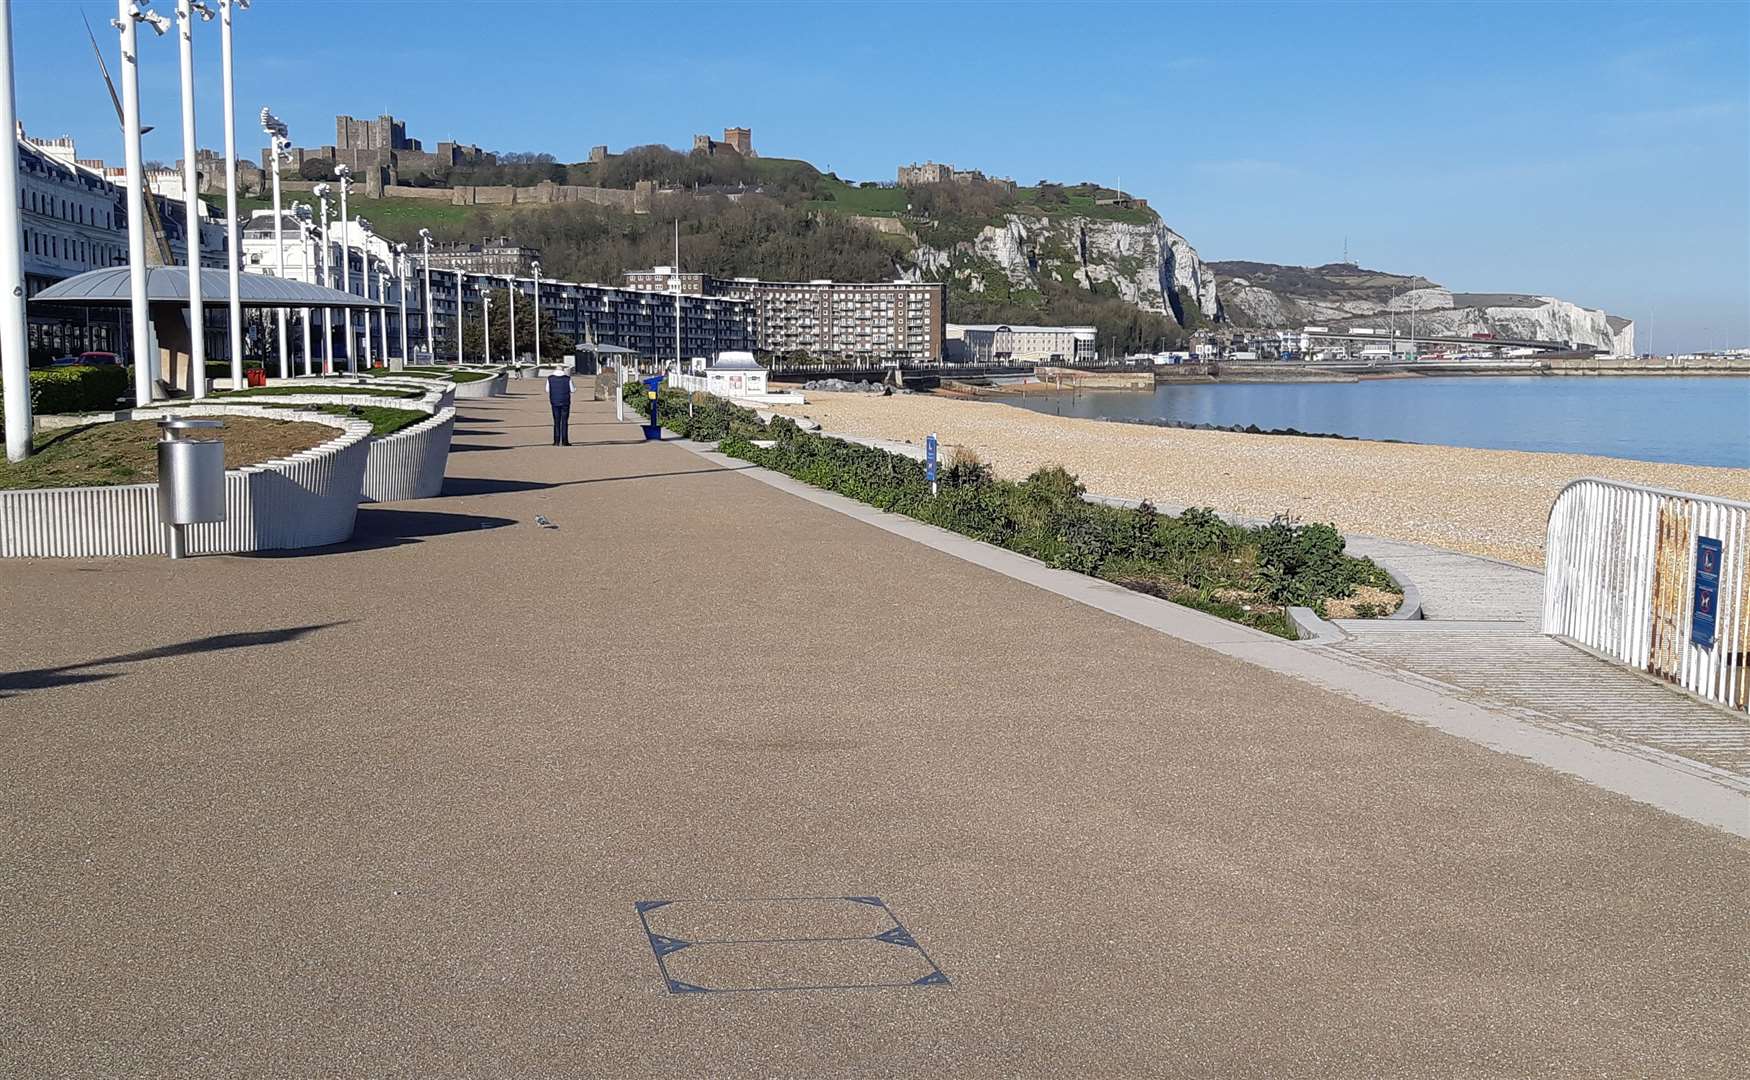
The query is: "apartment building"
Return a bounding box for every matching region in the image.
[946,323,1098,365]
[17,129,226,358]
[425,235,541,276]
[622,267,945,362]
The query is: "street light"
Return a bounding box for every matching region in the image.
[311,181,333,374]
[333,163,354,372]
[417,227,433,361]
[482,293,492,365]
[260,107,290,379]
[454,269,463,364]
[357,215,374,369]
[507,273,516,366]
[531,259,542,369]
[217,0,247,388]
[176,1,214,399]
[292,200,313,374]
[395,242,409,367]
[375,255,389,364]
[114,2,165,408]
[0,0,31,460]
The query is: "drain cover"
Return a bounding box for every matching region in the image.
[635,896,950,994]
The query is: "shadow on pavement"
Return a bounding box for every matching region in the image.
[241,507,518,557]
[0,622,348,698]
[440,466,753,498]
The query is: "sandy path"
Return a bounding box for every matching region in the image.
[769,392,1750,567]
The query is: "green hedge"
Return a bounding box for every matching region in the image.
[623,384,1396,635]
[4,365,132,417]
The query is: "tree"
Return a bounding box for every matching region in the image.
[459,288,573,362]
[298,157,334,181]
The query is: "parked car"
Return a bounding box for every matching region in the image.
[78,351,121,366]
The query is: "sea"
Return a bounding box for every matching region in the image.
[1003,375,1750,469]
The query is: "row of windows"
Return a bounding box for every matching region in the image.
[23,187,111,229]
[24,228,121,266]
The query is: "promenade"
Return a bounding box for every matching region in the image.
[4,387,1747,1077]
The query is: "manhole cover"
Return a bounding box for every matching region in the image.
[635,896,951,994]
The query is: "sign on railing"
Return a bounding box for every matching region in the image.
[1543,478,1748,713]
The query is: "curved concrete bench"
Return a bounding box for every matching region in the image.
[175,389,456,504]
[2,405,370,558]
[449,372,506,400]
[362,407,456,502]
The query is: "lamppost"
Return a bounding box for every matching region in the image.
[482,293,492,366]
[334,163,354,372]
[507,273,516,365]
[292,201,313,374]
[312,181,333,374]
[375,256,390,363]
[395,242,409,367]
[357,216,374,369]
[176,1,213,399]
[418,227,433,361]
[0,0,33,460]
[531,259,542,369]
[454,269,463,364]
[260,107,290,379]
[115,2,166,406]
[218,0,248,390]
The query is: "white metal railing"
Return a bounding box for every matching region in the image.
[1544,478,1749,713]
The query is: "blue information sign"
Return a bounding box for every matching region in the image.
[925,433,938,486]
[1692,535,1721,649]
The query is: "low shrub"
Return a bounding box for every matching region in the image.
[718,422,1398,636]
[7,365,132,417]
[638,382,1398,635]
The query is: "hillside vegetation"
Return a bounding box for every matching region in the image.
[277,144,1194,355]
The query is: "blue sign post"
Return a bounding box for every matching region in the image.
[1692,535,1722,649]
[925,432,938,495]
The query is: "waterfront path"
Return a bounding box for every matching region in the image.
[820,431,1750,791]
[3,388,1747,1077]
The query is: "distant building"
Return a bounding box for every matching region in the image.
[946,323,1097,365]
[692,126,756,158]
[424,235,541,277]
[16,126,225,358]
[897,160,1017,195]
[269,112,496,190]
[623,266,944,363]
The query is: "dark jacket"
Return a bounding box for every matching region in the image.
[547,373,573,405]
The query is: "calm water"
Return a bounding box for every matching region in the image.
[1006,375,1750,468]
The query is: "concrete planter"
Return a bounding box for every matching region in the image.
[452,372,509,400]
[1,405,370,558]
[362,407,456,502]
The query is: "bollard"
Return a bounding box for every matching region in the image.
[156,417,226,559]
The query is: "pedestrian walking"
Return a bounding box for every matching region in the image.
[548,367,573,446]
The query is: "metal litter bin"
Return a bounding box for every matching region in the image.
[157,417,225,559]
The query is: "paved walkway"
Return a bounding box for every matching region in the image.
[823,431,1750,789]
[3,388,1747,1077]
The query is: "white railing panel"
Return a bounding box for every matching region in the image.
[1544,478,1748,713]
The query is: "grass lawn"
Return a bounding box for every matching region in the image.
[806,177,910,217]
[0,418,336,489]
[238,193,475,233]
[206,385,424,401]
[262,403,428,437]
[388,366,498,384]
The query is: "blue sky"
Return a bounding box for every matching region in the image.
[11,0,1748,352]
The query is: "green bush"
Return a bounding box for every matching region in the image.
[17,365,131,415]
[716,421,1397,636]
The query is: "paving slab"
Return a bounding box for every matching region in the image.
[2,389,1747,1078]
